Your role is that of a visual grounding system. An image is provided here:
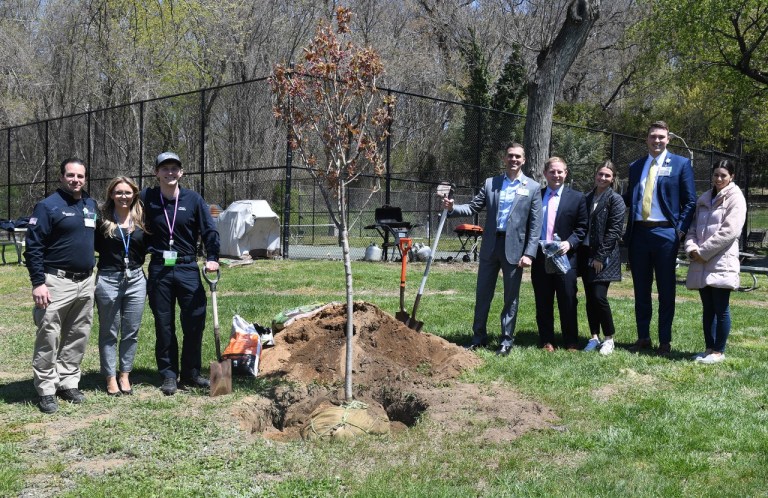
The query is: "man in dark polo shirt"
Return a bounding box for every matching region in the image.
[25,158,98,413]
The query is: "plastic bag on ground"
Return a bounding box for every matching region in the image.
[223,314,263,376]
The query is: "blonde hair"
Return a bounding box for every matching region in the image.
[100,176,147,238]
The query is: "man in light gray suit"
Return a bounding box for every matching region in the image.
[443,143,543,356]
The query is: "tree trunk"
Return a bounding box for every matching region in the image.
[340,185,355,401]
[524,0,600,180]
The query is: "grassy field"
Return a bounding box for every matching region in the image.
[1,254,767,497]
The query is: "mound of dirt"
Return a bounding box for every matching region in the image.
[236,302,557,442]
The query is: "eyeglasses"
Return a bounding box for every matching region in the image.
[113,190,134,197]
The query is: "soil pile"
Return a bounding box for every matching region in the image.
[236,302,557,442]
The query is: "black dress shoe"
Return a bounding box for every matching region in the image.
[160,377,177,396]
[56,388,85,404]
[464,342,487,351]
[179,374,210,389]
[496,344,512,356]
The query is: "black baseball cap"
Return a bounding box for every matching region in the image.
[155,151,182,169]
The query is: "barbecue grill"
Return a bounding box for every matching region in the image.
[365,205,418,261]
[453,223,483,262]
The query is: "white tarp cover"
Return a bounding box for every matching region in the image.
[216,200,281,258]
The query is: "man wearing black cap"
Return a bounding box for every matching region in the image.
[141,152,220,395]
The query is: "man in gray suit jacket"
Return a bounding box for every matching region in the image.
[443,143,543,356]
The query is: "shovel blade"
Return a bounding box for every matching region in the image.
[209,359,232,397]
[405,318,424,332]
[395,310,411,323]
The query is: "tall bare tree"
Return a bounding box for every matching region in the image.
[523,0,600,179]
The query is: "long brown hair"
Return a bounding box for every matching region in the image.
[100,176,147,237]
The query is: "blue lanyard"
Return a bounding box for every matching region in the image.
[115,212,131,260]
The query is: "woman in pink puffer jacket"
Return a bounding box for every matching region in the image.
[684,160,746,364]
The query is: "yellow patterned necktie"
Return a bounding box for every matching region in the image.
[642,159,658,220]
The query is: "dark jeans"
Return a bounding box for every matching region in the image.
[584,281,615,338]
[699,286,732,353]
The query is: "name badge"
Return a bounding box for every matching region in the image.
[84,218,96,228]
[517,188,529,197]
[163,250,178,266]
[658,166,672,177]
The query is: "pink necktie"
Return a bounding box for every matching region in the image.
[546,191,557,241]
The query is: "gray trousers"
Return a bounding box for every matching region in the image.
[472,237,525,347]
[32,273,95,396]
[94,268,147,378]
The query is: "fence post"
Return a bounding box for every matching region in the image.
[138,102,144,189]
[385,89,392,206]
[5,128,10,218]
[200,89,206,197]
[86,109,92,178]
[472,108,484,228]
[739,137,749,247]
[44,121,49,199]
[281,64,295,259]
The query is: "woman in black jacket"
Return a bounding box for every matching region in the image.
[579,161,625,355]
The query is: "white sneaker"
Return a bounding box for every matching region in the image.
[691,352,708,361]
[599,339,614,356]
[698,353,725,364]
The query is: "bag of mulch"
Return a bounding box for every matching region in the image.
[222,315,263,376]
[301,401,390,441]
[272,302,334,332]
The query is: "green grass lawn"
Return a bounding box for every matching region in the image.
[1,257,767,497]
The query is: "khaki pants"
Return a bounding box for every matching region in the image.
[32,273,95,396]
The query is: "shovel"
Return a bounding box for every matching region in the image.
[406,182,454,331]
[203,268,232,397]
[395,237,414,323]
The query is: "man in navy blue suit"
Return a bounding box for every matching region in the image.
[531,157,587,351]
[624,121,696,356]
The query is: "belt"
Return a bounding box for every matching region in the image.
[98,267,143,274]
[635,221,672,228]
[496,231,506,237]
[44,267,92,282]
[150,255,197,264]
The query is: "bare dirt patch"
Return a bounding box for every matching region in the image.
[592,368,659,402]
[234,302,557,442]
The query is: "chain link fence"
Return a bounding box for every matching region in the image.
[0,77,749,260]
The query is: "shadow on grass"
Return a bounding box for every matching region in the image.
[440,328,699,361]
[0,367,277,405]
[0,368,163,405]
[439,328,556,350]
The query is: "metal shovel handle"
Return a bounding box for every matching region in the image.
[411,182,454,319]
[202,268,222,359]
